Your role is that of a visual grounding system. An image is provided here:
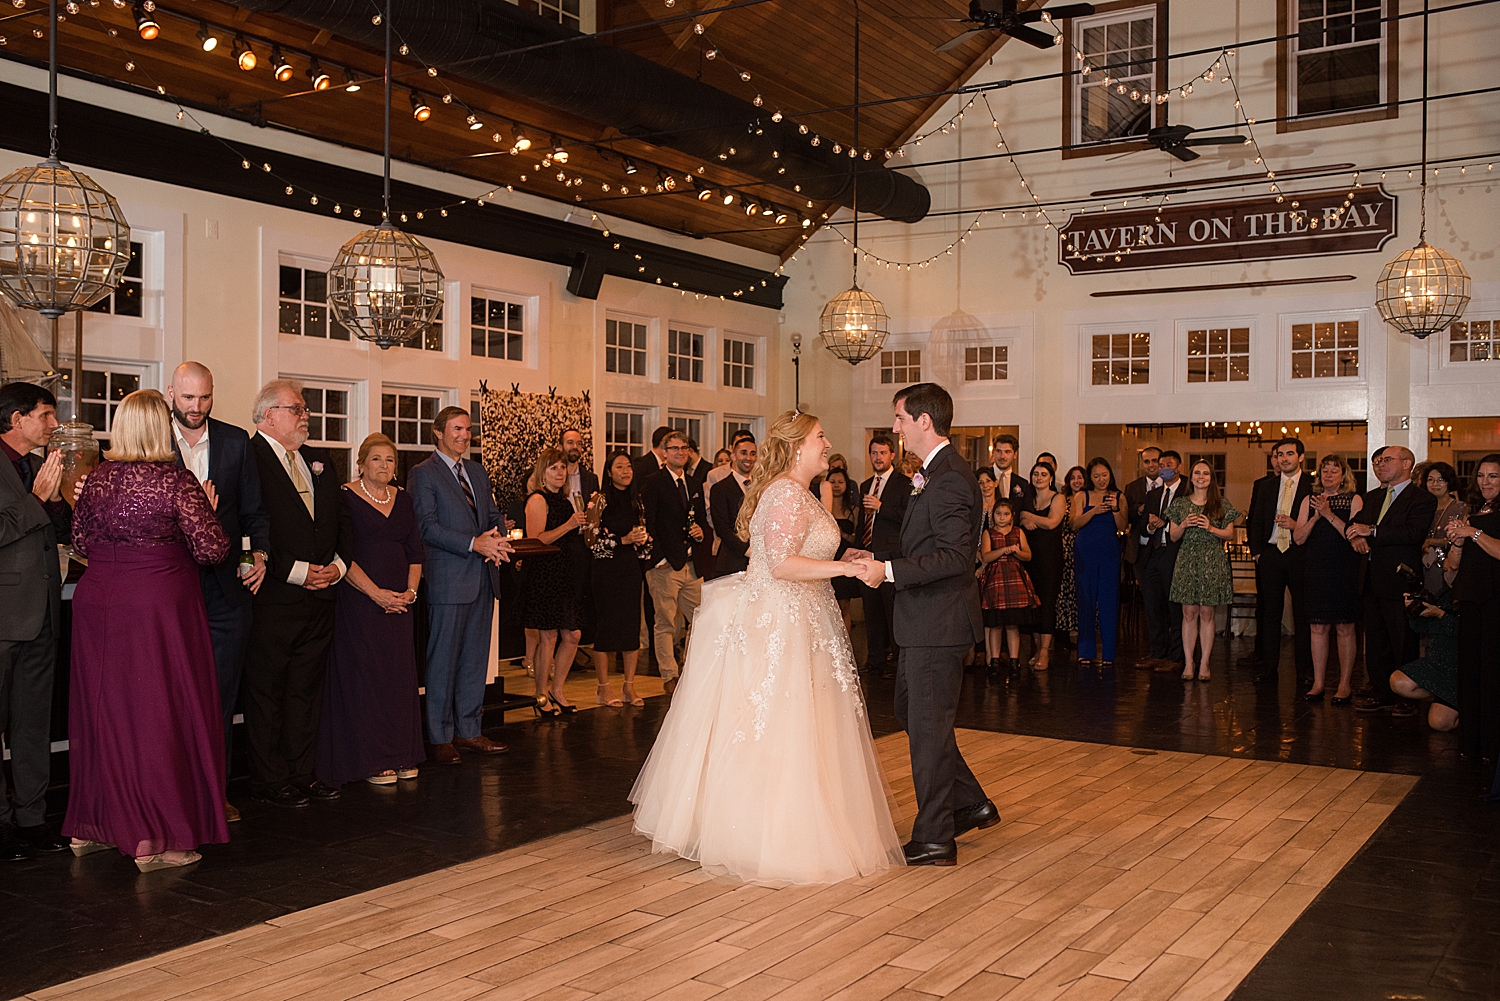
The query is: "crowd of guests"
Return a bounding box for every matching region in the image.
[5,368,1500,869]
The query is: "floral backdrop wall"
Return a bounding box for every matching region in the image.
[478,386,593,507]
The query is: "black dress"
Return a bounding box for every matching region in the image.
[1025,494,1064,633]
[1454,505,1500,762]
[591,491,645,652]
[523,489,587,631]
[1302,493,1362,625]
[316,488,426,785]
[831,512,859,601]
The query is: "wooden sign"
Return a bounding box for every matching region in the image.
[1058,186,1398,274]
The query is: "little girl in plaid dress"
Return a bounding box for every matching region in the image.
[981,500,1040,672]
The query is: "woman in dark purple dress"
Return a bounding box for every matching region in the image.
[317,434,425,786]
[64,390,230,872]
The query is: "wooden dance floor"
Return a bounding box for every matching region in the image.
[20,731,1414,1001]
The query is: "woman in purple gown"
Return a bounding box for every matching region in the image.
[64,390,230,872]
[316,434,426,786]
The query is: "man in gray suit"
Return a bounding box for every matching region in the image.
[409,407,513,765]
[0,383,72,860]
[854,383,999,868]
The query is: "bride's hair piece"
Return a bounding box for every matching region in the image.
[736,409,819,541]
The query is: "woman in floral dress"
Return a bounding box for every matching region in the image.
[1167,460,1241,682]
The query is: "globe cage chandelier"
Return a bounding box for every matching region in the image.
[326,0,443,350]
[818,0,889,366]
[0,0,131,320]
[1374,0,1470,340]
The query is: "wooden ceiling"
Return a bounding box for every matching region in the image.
[0,0,1022,259]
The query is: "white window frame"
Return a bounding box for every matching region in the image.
[961,342,1011,384]
[1069,4,1164,150]
[603,404,654,457]
[56,357,156,435]
[722,415,765,451]
[666,323,708,385]
[1175,318,1256,393]
[604,313,651,378]
[721,333,761,393]
[380,385,452,451]
[287,376,362,479]
[667,409,709,450]
[878,346,924,387]
[277,254,350,342]
[1277,309,1368,390]
[509,0,596,33]
[469,287,536,367]
[1080,322,1156,396]
[1286,0,1389,120]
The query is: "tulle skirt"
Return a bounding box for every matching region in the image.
[630,571,904,886]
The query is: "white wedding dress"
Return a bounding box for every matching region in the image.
[630,477,904,885]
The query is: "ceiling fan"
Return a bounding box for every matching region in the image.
[1141,124,1250,162]
[934,0,1097,53]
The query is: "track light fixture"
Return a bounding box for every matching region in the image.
[721,190,736,206]
[774,209,789,224]
[623,159,638,175]
[697,188,714,201]
[552,146,569,164]
[743,200,760,216]
[511,127,531,151]
[409,89,431,121]
[343,69,360,92]
[271,45,294,83]
[133,3,158,40]
[465,112,483,130]
[196,22,217,52]
[307,58,331,91]
[232,34,256,71]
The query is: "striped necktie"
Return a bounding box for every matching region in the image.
[454,461,476,514]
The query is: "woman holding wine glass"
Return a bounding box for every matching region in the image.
[587,451,651,707]
[523,449,588,716]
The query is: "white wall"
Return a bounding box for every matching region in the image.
[782,0,1500,482]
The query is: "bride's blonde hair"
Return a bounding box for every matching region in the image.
[736,410,820,541]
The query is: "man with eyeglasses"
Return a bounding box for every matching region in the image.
[243,380,351,808]
[1347,445,1436,716]
[640,431,707,693]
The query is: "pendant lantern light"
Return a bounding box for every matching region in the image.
[1374,0,1469,340]
[0,0,131,320]
[326,0,444,350]
[818,0,889,366]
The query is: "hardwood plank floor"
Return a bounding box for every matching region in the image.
[16,731,1411,1001]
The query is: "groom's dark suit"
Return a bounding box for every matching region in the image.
[876,442,988,845]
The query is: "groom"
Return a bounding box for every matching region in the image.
[854,383,1000,866]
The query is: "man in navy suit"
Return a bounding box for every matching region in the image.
[167,363,270,822]
[409,407,513,764]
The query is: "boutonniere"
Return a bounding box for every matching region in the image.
[310,460,325,476]
[911,471,926,496]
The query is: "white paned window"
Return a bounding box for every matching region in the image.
[1291,321,1359,378]
[605,317,648,375]
[668,412,704,448]
[381,391,441,447]
[723,337,756,389]
[58,367,140,434]
[879,349,921,385]
[515,0,594,33]
[1188,453,1227,489]
[667,328,705,383]
[1091,332,1150,386]
[416,301,443,353]
[963,345,1009,382]
[723,417,759,447]
[279,262,349,339]
[471,294,525,361]
[1448,318,1498,363]
[1290,0,1386,117]
[1072,6,1158,146]
[85,241,143,317]
[301,383,353,481]
[604,408,647,456]
[1186,327,1250,383]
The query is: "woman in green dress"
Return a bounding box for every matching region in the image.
[1167,460,1241,682]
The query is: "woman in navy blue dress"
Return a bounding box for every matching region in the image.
[1068,458,1127,667]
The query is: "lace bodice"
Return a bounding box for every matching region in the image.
[71,460,230,566]
[747,477,842,575]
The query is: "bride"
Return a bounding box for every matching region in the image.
[630,410,904,885]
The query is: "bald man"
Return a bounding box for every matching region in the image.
[1347,445,1436,716]
[167,362,271,820]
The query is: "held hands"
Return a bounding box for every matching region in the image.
[373,587,414,614]
[842,548,873,562]
[1446,517,1477,542]
[472,528,513,564]
[849,558,887,587]
[31,450,63,502]
[1344,521,1374,540]
[302,563,341,590]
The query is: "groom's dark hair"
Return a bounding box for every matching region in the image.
[893,383,953,436]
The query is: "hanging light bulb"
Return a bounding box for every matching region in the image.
[511,127,531,151]
[623,159,638,175]
[271,45,294,83]
[465,112,483,131]
[552,146,569,164]
[133,3,158,39]
[307,58,331,91]
[196,22,217,52]
[232,34,256,71]
[409,89,430,121]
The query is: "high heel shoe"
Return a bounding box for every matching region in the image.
[1196,667,1210,682]
[533,695,561,718]
[597,684,623,707]
[550,690,577,714]
[1181,668,1195,681]
[622,683,645,707]
[70,839,114,857]
[1033,648,1051,672]
[136,851,201,872]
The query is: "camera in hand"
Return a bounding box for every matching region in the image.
[1395,563,1437,618]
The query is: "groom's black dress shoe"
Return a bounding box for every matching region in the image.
[903,840,957,867]
[954,800,1002,838]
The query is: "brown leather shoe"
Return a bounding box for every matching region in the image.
[430,743,461,765]
[454,735,509,755]
[224,800,241,823]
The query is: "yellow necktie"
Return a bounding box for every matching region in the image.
[1275,477,1294,552]
[287,452,314,517]
[1377,486,1395,524]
